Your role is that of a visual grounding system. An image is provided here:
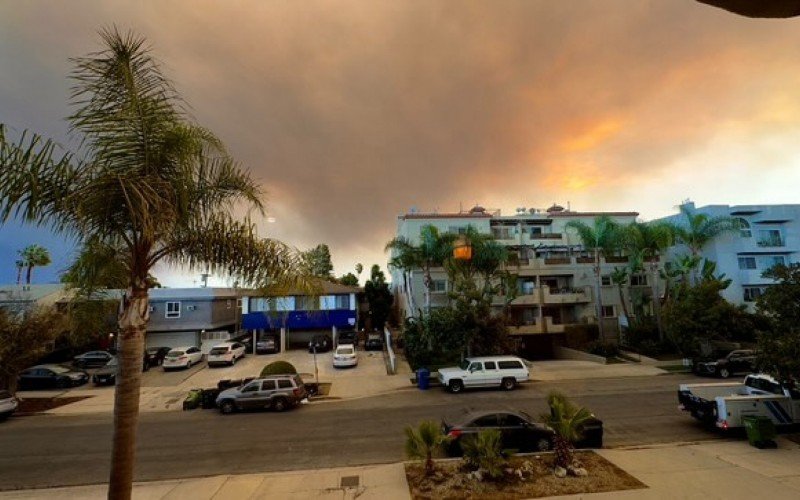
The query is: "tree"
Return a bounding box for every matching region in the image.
[355,262,363,280]
[0,307,65,393]
[301,244,334,279]
[364,265,393,330]
[18,244,52,284]
[540,391,593,470]
[566,216,623,340]
[14,259,24,285]
[610,267,630,324]
[755,263,800,381]
[338,272,359,286]
[672,205,738,284]
[386,225,455,313]
[0,29,307,500]
[404,420,450,476]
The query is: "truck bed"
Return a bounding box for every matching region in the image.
[678,382,748,402]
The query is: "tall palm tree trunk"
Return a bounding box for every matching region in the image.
[422,266,432,314]
[25,265,33,284]
[616,284,630,326]
[650,262,664,342]
[594,248,605,341]
[108,286,149,500]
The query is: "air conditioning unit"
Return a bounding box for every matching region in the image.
[187,305,197,311]
[148,306,155,312]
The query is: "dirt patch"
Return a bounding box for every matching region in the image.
[405,452,645,500]
[16,396,92,415]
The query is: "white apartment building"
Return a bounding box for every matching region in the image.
[657,202,800,310]
[391,204,650,357]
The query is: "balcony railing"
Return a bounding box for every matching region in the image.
[757,238,785,247]
[530,233,562,240]
[544,257,572,265]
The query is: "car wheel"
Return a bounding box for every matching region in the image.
[272,398,287,412]
[501,378,516,391]
[718,368,730,378]
[449,380,464,394]
[536,437,552,452]
[220,400,235,414]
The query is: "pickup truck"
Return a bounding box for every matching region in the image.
[678,373,800,429]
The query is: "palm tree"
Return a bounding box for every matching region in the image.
[672,205,738,284]
[0,29,307,500]
[540,391,593,470]
[404,420,450,476]
[355,262,363,282]
[14,259,24,285]
[610,267,630,326]
[625,221,676,340]
[566,216,623,340]
[386,225,455,313]
[18,244,52,284]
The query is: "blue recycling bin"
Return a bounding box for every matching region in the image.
[417,368,430,390]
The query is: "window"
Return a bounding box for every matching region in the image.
[484,361,497,370]
[498,360,524,370]
[295,295,317,311]
[471,415,498,427]
[527,226,542,235]
[630,275,648,286]
[260,380,277,391]
[491,227,512,239]
[335,295,350,309]
[277,379,293,389]
[601,305,616,318]
[735,218,751,238]
[447,226,468,235]
[743,286,768,302]
[758,229,784,247]
[469,362,483,372]
[601,275,612,286]
[498,414,526,427]
[431,280,447,293]
[738,257,757,270]
[165,301,181,318]
[759,255,785,269]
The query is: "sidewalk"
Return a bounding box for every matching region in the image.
[3,437,799,499]
[531,360,666,381]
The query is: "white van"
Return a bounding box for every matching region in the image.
[437,356,529,393]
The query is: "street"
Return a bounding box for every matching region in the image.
[0,373,725,491]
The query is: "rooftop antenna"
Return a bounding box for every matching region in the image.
[200,273,210,288]
[567,201,571,211]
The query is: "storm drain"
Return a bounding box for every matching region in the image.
[340,475,360,488]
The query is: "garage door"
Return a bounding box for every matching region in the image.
[146,331,198,349]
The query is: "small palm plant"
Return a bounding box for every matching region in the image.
[404,420,450,476]
[460,429,507,480]
[541,391,593,470]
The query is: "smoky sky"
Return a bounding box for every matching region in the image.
[2,1,800,285]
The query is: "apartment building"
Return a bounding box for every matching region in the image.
[657,201,800,310]
[391,204,651,356]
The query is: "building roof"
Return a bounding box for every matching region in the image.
[244,280,362,297]
[399,212,494,220]
[0,284,70,305]
[149,288,241,300]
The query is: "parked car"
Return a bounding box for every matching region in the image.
[216,374,308,414]
[207,342,246,367]
[162,346,203,370]
[145,347,172,368]
[93,358,118,386]
[308,334,332,353]
[693,349,755,378]
[18,364,89,390]
[442,409,603,456]
[438,356,529,393]
[0,390,18,421]
[257,335,279,354]
[73,350,114,369]
[337,331,358,347]
[332,344,358,368]
[364,333,383,351]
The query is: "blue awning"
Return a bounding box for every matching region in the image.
[241,312,268,330]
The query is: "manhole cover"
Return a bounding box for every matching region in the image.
[340,475,360,488]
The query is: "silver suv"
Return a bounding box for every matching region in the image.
[216,374,307,414]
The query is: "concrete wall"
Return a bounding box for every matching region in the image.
[554,345,608,364]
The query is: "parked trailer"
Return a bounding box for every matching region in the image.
[678,374,800,429]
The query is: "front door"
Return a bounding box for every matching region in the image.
[237,382,262,410]
[464,362,484,387]
[498,413,529,452]
[260,379,278,409]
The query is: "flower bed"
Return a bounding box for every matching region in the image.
[405,451,645,500]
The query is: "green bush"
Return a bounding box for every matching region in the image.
[460,429,507,480]
[260,360,297,377]
[585,340,619,358]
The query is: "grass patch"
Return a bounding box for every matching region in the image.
[660,365,691,373]
[405,451,645,500]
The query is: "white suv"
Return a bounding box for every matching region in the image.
[207,342,246,367]
[437,356,529,393]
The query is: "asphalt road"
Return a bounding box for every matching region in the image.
[0,373,724,491]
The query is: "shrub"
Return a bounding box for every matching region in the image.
[260,360,297,377]
[585,340,619,358]
[404,420,450,476]
[460,429,507,480]
[540,391,593,470]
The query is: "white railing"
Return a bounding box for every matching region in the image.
[384,326,397,374]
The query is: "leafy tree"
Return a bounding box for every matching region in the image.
[355,262,363,279]
[404,420,450,476]
[338,272,359,286]
[671,205,738,284]
[610,267,630,323]
[755,263,800,381]
[364,265,393,330]
[540,391,593,470]
[386,225,455,313]
[18,244,51,284]
[0,29,307,499]
[566,216,624,340]
[0,307,65,393]
[460,429,507,480]
[301,244,334,279]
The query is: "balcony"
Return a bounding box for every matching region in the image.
[544,257,572,265]
[757,238,785,248]
[542,286,591,304]
[529,233,563,240]
[509,324,544,335]
[604,256,629,264]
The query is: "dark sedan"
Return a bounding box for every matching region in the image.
[337,331,357,347]
[442,409,603,456]
[365,334,383,351]
[145,347,172,368]
[92,358,118,386]
[18,365,89,390]
[73,350,114,369]
[308,334,332,353]
[693,349,755,378]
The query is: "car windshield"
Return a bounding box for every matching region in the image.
[166,351,184,357]
[50,365,71,374]
[459,359,471,370]
[209,347,228,355]
[519,410,533,422]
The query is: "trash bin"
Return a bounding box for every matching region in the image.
[417,368,430,390]
[201,388,221,409]
[183,389,203,410]
[743,415,776,448]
